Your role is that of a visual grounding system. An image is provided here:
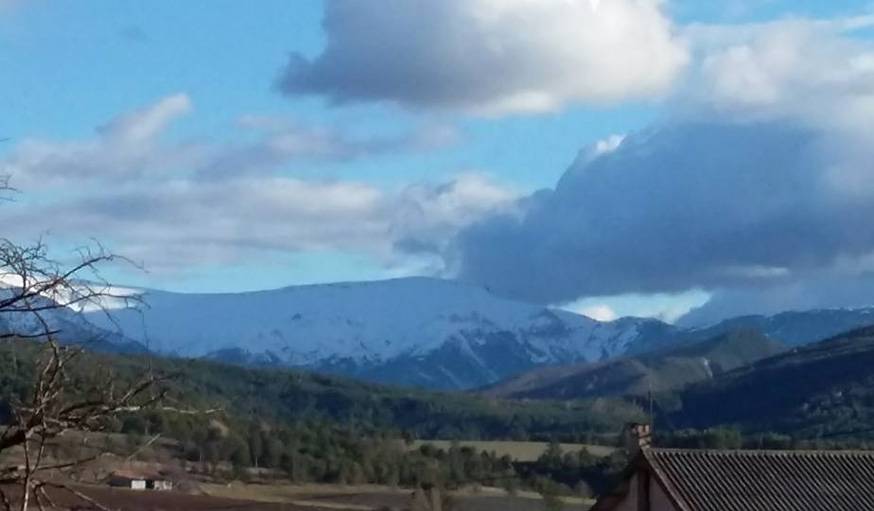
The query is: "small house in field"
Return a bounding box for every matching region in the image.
[591,423,874,511]
[108,471,146,490]
[107,470,173,491]
[147,478,174,491]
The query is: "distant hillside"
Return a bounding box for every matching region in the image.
[482,329,786,400]
[24,276,874,392]
[680,308,874,347]
[668,326,874,438]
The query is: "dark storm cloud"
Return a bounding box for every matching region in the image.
[447,15,874,318]
[451,120,874,304]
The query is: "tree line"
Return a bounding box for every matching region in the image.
[118,409,626,496]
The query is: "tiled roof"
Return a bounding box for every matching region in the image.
[645,448,874,511]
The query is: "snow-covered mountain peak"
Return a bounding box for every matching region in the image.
[25,277,874,389]
[82,277,658,388]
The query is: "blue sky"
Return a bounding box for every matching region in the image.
[0,0,655,188]
[3,1,874,323]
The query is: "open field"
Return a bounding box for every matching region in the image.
[406,440,616,461]
[0,484,339,511]
[1,478,589,511]
[201,482,594,511]
[201,483,404,509]
[0,482,594,511]
[0,434,604,510]
[0,429,606,509]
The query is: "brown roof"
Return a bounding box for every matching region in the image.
[644,448,874,511]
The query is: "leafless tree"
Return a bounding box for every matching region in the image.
[0,182,170,510]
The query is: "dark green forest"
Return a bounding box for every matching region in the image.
[7,324,874,496]
[0,339,646,441]
[0,339,640,495]
[662,326,874,443]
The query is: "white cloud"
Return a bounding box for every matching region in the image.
[578,304,618,322]
[7,174,516,273]
[100,94,192,144]
[684,15,874,195]
[393,173,518,254]
[278,0,689,115]
[202,116,460,178]
[1,94,202,188]
[0,96,514,274]
[683,16,874,130]
[560,289,710,323]
[1,95,462,188]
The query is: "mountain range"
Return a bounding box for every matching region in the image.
[80,277,672,389]
[1,276,871,390]
[7,276,874,443]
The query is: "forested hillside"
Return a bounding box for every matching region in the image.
[0,339,641,496]
[0,339,644,441]
[665,326,874,440]
[482,329,785,399]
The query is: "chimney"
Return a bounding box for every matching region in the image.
[625,422,652,456]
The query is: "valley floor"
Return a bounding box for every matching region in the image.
[200,482,592,511]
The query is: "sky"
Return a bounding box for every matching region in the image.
[2,0,874,325]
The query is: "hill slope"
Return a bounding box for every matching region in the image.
[0,339,643,441]
[682,308,874,347]
[669,326,874,438]
[483,329,786,400]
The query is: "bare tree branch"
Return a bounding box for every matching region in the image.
[0,182,159,510]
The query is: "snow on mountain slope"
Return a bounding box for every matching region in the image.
[57,278,874,389]
[82,277,667,389]
[0,288,146,354]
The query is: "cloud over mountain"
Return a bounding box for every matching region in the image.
[278,0,688,115]
[451,16,874,319]
[0,95,514,273]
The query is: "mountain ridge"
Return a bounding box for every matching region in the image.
[667,325,874,438]
[83,277,667,389]
[481,329,787,400]
[55,276,874,390]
